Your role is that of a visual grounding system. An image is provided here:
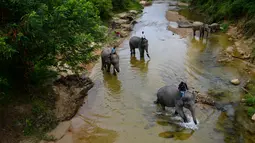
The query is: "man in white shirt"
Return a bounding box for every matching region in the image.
[141,31,146,39]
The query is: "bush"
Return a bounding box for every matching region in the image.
[247,107,255,117]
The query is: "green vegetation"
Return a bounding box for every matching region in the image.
[0,0,141,103]
[179,0,191,3]
[190,0,255,36]
[243,81,255,117]
[0,0,142,140]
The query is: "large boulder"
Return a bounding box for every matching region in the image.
[53,74,94,121]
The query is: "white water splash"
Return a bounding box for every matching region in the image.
[175,115,199,130]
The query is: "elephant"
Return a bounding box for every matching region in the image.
[192,21,204,38]
[209,23,220,33]
[200,24,210,38]
[154,85,197,124]
[101,48,120,74]
[129,36,150,58]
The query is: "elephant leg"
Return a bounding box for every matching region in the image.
[175,100,188,122]
[101,59,104,71]
[139,48,144,58]
[162,105,166,111]
[130,47,133,55]
[160,103,166,111]
[188,106,197,124]
[174,110,178,115]
[107,64,111,72]
[154,98,159,104]
[193,29,195,37]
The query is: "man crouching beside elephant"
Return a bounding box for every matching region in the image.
[101,46,120,74]
[154,82,197,124]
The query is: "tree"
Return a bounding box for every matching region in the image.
[0,0,106,91]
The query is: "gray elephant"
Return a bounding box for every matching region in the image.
[209,23,220,33]
[192,21,204,38]
[200,24,210,38]
[129,36,150,58]
[101,48,120,74]
[154,85,197,124]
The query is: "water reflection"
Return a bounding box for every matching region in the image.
[130,56,150,73]
[159,130,195,140]
[103,72,122,96]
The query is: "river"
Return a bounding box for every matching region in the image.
[71,0,249,142]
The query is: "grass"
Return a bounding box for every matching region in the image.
[128,0,143,11]
[243,81,255,118]
[179,0,191,3]
[220,23,229,33]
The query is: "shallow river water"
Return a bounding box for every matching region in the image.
[71,1,249,142]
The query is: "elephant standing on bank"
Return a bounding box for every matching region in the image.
[154,85,197,124]
[129,36,150,58]
[101,48,120,74]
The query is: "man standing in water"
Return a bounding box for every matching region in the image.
[178,81,188,97]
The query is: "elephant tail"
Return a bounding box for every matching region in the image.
[154,98,159,104]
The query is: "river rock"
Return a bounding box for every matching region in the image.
[117,12,134,22]
[226,46,234,54]
[223,104,235,119]
[112,18,130,25]
[140,0,151,6]
[120,30,129,37]
[53,74,94,121]
[47,121,71,140]
[195,92,215,106]
[121,24,132,31]
[230,79,240,85]
[129,10,139,15]
[252,114,255,121]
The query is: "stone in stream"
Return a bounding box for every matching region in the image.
[230,79,240,85]
[252,114,255,121]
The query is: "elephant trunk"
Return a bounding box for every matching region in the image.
[145,47,150,58]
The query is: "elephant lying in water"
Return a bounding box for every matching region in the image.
[101,48,120,74]
[129,36,150,58]
[154,85,197,124]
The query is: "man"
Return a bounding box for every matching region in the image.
[109,46,117,59]
[178,81,188,97]
[141,31,146,40]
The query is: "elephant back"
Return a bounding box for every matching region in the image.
[101,48,111,63]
